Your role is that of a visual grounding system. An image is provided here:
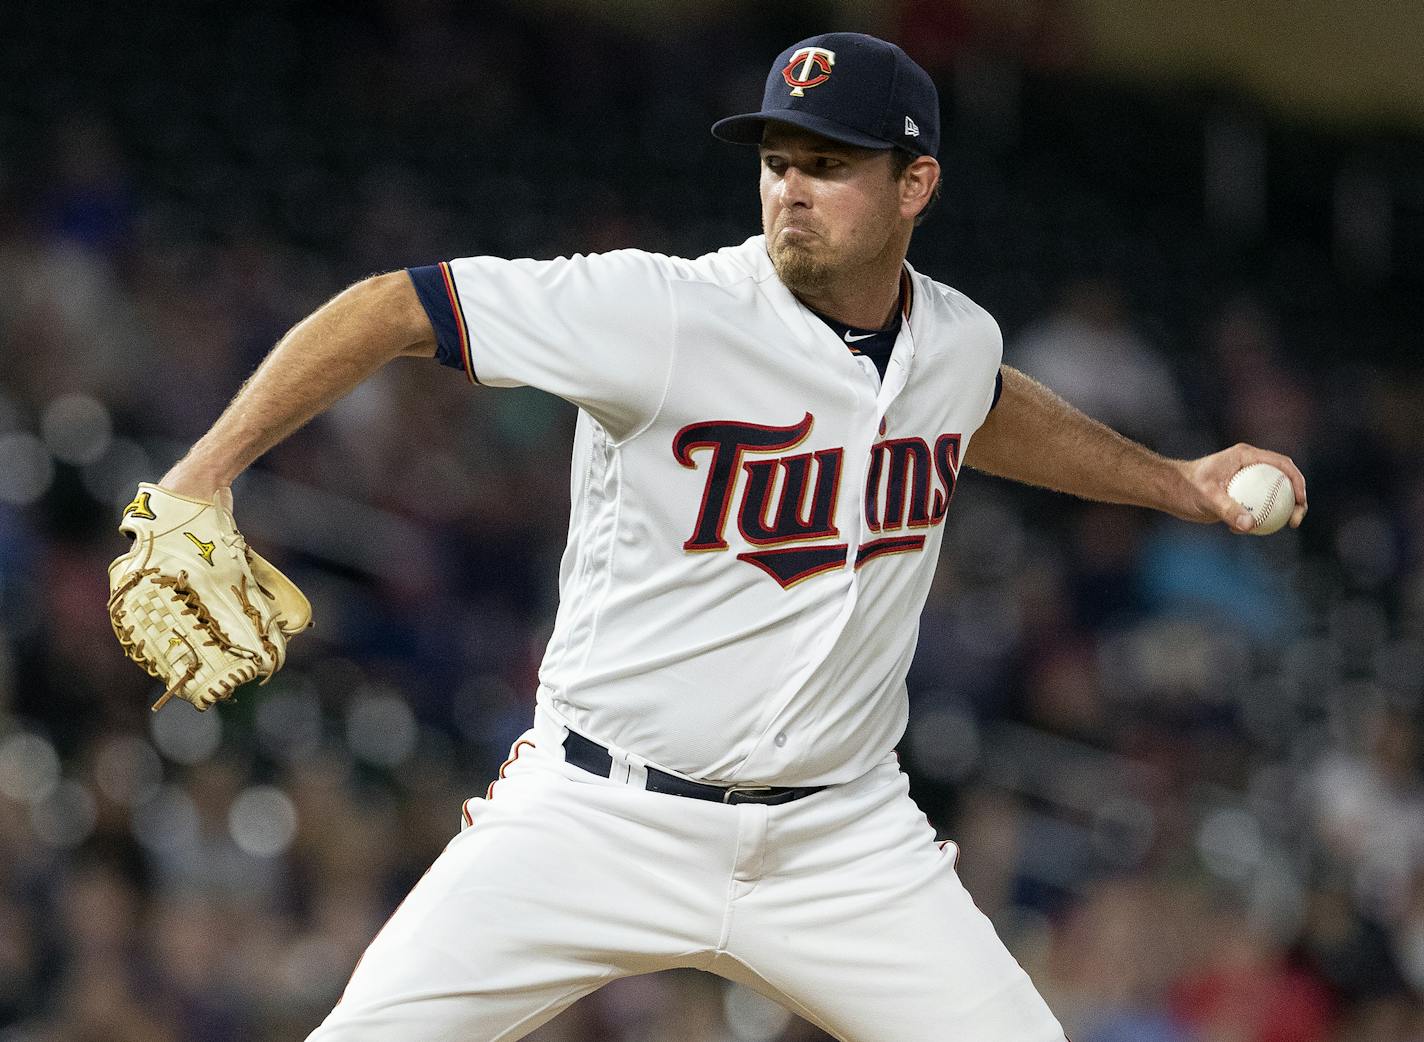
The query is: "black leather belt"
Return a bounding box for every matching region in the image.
[562,729,825,806]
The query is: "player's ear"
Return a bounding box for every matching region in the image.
[899,156,939,222]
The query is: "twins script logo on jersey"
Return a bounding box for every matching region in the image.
[674,413,961,588]
[782,47,836,97]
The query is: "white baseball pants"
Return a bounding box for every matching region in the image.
[306,707,1066,1042]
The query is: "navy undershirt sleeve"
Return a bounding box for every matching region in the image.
[990,369,1003,411]
[406,265,468,373]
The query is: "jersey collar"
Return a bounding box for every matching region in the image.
[746,233,920,388]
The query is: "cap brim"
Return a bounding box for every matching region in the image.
[710,110,893,151]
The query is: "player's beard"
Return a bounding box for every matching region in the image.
[768,237,834,296]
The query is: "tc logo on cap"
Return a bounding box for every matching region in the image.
[782,46,836,97]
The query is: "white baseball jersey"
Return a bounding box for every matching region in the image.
[319,239,1068,1042]
[411,235,1001,787]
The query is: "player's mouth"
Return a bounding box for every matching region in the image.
[775,224,822,245]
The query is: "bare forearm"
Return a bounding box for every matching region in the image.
[965,366,1191,515]
[966,366,1308,531]
[162,272,435,498]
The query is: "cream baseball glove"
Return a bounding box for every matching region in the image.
[107,483,312,711]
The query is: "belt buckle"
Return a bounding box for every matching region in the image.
[723,785,775,804]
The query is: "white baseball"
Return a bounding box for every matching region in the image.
[1227,463,1295,536]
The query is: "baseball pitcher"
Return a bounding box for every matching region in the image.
[109,32,1306,1042]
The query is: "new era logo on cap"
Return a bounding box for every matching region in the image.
[711,32,940,158]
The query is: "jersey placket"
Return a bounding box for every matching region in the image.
[798,295,917,656]
[736,283,918,780]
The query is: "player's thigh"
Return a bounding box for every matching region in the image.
[840,859,1061,1041]
[307,759,725,1041]
[727,776,1067,1042]
[305,808,614,1041]
[736,854,1063,1042]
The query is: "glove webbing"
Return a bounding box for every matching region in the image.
[108,559,267,711]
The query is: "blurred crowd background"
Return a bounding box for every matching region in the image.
[2,0,1423,1040]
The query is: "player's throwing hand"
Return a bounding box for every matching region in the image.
[1176,444,1308,533]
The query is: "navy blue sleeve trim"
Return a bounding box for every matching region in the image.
[407,265,476,382]
[989,368,1003,411]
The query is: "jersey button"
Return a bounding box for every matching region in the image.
[774,732,788,748]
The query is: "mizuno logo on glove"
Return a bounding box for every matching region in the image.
[184,532,217,565]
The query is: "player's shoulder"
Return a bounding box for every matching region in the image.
[517,237,767,291]
[906,265,1001,347]
[907,265,997,326]
[621,235,771,289]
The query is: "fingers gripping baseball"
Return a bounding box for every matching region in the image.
[1182,444,1308,533]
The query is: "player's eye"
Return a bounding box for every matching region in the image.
[762,155,787,173]
[814,156,841,170]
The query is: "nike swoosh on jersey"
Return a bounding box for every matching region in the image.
[844,331,876,343]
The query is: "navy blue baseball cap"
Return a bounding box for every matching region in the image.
[712,33,939,158]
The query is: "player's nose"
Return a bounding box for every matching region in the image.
[778,165,814,208]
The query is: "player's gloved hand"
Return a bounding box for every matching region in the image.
[107,483,312,711]
[1177,444,1308,532]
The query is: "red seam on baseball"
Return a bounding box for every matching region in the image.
[1260,473,1284,520]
